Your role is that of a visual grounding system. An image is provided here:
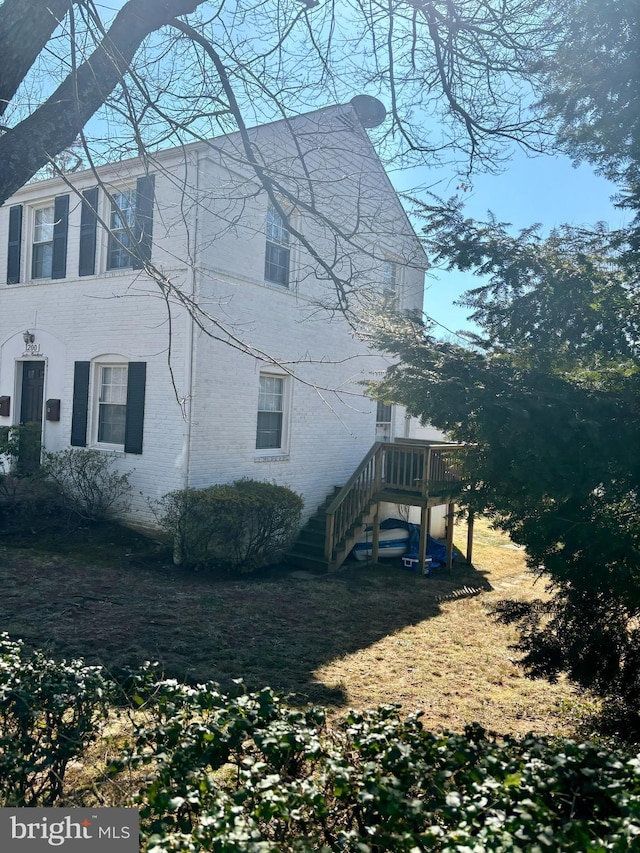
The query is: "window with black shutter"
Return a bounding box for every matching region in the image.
[107,176,155,271]
[71,359,146,454]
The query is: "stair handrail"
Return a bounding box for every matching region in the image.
[324,442,382,561]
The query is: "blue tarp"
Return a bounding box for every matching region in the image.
[379,518,451,567]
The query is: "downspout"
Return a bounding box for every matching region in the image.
[183,148,200,492]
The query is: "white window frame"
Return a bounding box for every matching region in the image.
[106,187,136,271]
[264,202,291,288]
[255,372,291,456]
[90,358,129,450]
[382,259,401,306]
[30,203,55,280]
[376,401,393,442]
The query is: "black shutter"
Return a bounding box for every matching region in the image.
[133,175,155,269]
[79,187,98,276]
[124,361,146,454]
[71,361,90,447]
[51,194,69,279]
[7,204,22,284]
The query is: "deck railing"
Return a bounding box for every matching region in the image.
[324,441,466,563]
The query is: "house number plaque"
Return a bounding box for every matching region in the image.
[23,342,42,356]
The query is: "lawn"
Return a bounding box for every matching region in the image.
[0,517,586,738]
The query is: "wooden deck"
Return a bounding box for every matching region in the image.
[324,440,468,571]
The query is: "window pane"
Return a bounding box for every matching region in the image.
[110,190,136,230]
[376,402,392,423]
[265,243,290,287]
[256,411,283,449]
[34,207,54,243]
[258,375,284,410]
[108,232,134,269]
[98,404,126,444]
[266,204,289,245]
[100,366,128,404]
[32,242,53,279]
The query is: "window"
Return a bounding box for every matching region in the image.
[256,374,286,450]
[107,188,137,270]
[31,206,55,279]
[376,401,392,442]
[264,203,290,287]
[97,365,128,445]
[70,360,146,454]
[376,401,392,425]
[383,260,398,303]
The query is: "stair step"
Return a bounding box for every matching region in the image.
[283,552,330,573]
[296,529,325,548]
[287,540,325,558]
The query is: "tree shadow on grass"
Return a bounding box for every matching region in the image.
[0,526,493,708]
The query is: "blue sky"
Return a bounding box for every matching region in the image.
[392,149,629,337]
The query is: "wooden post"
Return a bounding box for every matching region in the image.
[325,512,335,563]
[446,501,455,571]
[466,508,474,565]
[371,503,380,564]
[419,503,428,574]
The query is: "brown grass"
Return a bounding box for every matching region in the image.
[0,517,587,738]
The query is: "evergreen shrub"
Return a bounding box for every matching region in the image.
[158,479,303,572]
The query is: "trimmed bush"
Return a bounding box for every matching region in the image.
[42,448,132,522]
[158,479,303,572]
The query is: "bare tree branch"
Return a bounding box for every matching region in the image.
[0,0,206,202]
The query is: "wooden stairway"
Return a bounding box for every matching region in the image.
[285,487,355,573]
[286,441,466,574]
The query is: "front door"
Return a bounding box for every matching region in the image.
[19,360,45,474]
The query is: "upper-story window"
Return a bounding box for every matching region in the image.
[4,176,152,285]
[264,202,290,287]
[31,205,55,279]
[383,260,398,303]
[107,188,137,270]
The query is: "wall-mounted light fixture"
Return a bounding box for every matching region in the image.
[22,330,35,345]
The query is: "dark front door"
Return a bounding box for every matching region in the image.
[19,361,45,474]
[20,361,45,424]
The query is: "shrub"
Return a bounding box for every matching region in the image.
[0,422,42,476]
[158,479,303,571]
[2,643,640,846]
[0,635,112,806]
[42,448,132,522]
[115,683,640,852]
[0,474,65,536]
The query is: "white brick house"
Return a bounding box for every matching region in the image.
[0,100,431,534]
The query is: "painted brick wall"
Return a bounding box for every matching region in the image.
[0,104,427,528]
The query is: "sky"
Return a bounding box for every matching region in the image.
[392,149,630,337]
